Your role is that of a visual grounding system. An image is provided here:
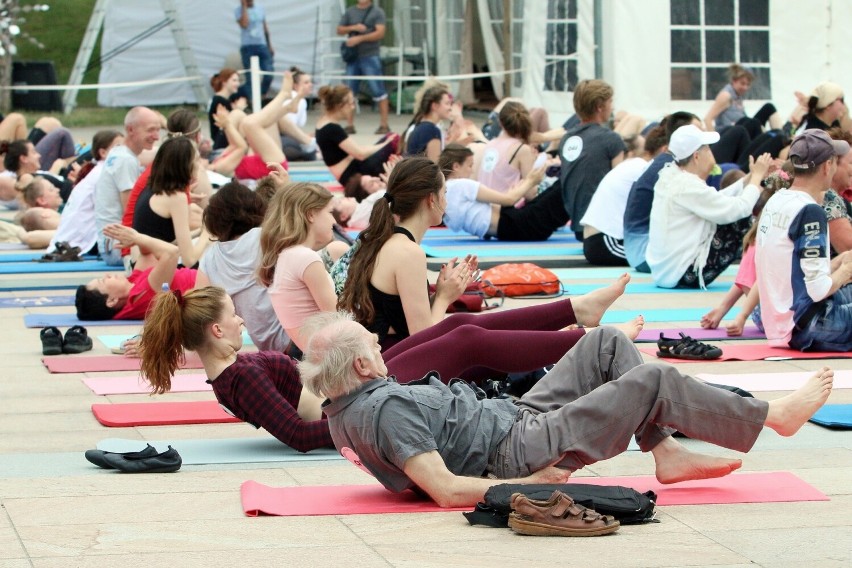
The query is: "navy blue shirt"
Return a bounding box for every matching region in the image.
[623,152,674,235]
[405,122,443,157]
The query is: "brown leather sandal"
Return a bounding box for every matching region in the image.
[508,490,620,537]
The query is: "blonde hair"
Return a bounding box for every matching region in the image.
[573,79,614,121]
[728,63,754,83]
[257,182,334,287]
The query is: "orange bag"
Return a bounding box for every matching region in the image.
[480,263,562,298]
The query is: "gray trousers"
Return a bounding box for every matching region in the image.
[487,327,769,478]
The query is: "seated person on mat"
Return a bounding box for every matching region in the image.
[439,144,559,241]
[299,310,834,507]
[756,129,852,352]
[75,224,196,321]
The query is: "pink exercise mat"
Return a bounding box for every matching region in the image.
[240,471,826,517]
[82,373,212,395]
[92,400,240,427]
[43,353,204,373]
[640,343,852,362]
[696,370,852,391]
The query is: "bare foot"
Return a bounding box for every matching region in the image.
[611,315,645,340]
[652,437,742,484]
[765,367,834,437]
[573,273,630,327]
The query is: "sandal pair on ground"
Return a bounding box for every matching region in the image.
[40,325,92,355]
[38,241,82,263]
[657,332,722,360]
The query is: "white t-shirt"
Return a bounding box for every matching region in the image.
[349,190,384,230]
[444,178,492,238]
[48,162,105,254]
[285,91,308,128]
[580,157,649,239]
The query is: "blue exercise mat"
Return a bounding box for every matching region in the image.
[421,233,580,249]
[0,253,98,263]
[600,307,740,324]
[97,328,253,349]
[561,281,730,295]
[421,242,583,258]
[0,296,74,308]
[0,260,121,274]
[97,437,343,465]
[551,265,740,282]
[24,313,142,328]
[287,171,337,182]
[809,405,852,429]
[0,277,92,292]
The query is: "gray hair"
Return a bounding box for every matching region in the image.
[298,311,373,399]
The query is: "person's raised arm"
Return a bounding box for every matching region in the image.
[103,224,179,292]
[167,192,210,268]
[263,18,274,55]
[477,165,546,205]
[704,89,733,132]
[237,0,249,29]
[403,450,571,508]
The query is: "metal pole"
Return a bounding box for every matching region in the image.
[251,55,261,111]
[594,0,603,78]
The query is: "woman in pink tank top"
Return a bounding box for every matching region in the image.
[476,102,539,193]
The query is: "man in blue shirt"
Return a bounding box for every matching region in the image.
[235,0,274,104]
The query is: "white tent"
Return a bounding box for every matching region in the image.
[93,0,850,124]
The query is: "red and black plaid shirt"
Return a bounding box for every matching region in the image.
[209,351,333,452]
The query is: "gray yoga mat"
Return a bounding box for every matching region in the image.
[97,437,343,465]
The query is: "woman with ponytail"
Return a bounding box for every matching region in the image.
[798,82,848,133]
[139,286,331,452]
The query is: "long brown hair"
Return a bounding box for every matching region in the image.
[498,101,532,144]
[147,136,195,196]
[257,182,333,287]
[337,157,443,324]
[139,287,228,394]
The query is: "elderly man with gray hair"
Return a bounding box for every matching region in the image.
[298,311,833,508]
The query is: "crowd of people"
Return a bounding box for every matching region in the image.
[0,13,846,510]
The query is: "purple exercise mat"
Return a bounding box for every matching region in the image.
[635,326,765,343]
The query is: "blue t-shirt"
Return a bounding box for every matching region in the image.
[235,4,266,46]
[405,122,443,157]
[623,152,674,236]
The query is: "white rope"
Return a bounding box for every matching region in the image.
[255,67,527,82]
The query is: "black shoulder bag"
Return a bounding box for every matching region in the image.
[340,5,373,64]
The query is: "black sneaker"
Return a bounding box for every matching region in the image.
[656,332,722,360]
[63,325,93,354]
[40,326,63,356]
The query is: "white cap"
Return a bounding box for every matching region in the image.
[668,124,721,161]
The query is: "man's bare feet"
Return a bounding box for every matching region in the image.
[765,367,834,437]
[651,437,742,484]
[572,273,630,327]
[611,315,645,340]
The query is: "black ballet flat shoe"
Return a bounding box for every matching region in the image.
[40,326,63,356]
[101,445,182,473]
[85,444,160,469]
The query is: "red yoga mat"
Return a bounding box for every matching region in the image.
[640,343,852,362]
[240,471,826,517]
[43,353,204,373]
[91,401,241,427]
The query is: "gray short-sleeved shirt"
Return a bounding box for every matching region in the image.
[339,4,386,58]
[95,145,142,236]
[323,376,519,493]
[558,123,625,232]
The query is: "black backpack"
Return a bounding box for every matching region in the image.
[464,483,658,527]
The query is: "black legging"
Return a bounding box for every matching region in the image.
[711,125,751,165]
[496,181,570,241]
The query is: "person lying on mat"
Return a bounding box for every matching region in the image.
[135,279,642,450]
[440,144,561,241]
[75,224,196,321]
[299,310,834,508]
[756,129,852,352]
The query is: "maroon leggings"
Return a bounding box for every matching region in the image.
[383,297,585,383]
